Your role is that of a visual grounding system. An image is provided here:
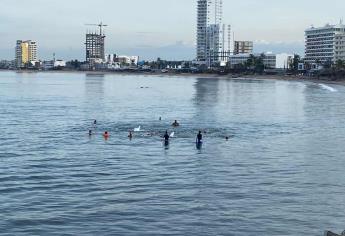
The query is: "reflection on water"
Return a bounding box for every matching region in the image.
[0,72,345,235]
[193,77,220,106]
[193,78,219,129]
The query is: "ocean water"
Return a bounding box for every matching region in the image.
[0,71,345,235]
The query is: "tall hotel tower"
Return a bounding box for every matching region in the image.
[197,0,230,67]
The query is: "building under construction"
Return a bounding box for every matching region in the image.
[85,23,107,67]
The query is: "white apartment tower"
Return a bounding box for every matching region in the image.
[305,22,345,64]
[197,0,230,67]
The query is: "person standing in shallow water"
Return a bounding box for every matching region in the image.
[128,131,133,140]
[196,131,203,143]
[163,131,170,145]
[164,131,170,141]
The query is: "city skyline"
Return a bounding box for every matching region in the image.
[1,0,345,61]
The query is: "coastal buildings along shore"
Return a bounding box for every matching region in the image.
[85,23,107,69]
[15,40,37,68]
[229,53,277,69]
[305,22,345,65]
[234,41,253,55]
[196,0,231,67]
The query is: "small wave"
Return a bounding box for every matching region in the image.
[319,84,337,92]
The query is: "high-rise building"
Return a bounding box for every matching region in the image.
[196,0,230,67]
[234,41,253,55]
[85,23,107,68]
[85,33,105,65]
[305,22,345,64]
[15,40,38,68]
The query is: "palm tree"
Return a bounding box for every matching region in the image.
[335,59,344,70]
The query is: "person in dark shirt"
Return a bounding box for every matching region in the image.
[196,131,203,143]
[172,120,180,127]
[163,131,170,146]
[164,131,170,141]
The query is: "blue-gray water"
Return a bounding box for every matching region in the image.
[0,71,345,235]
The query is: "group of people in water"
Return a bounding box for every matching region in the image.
[88,119,230,146]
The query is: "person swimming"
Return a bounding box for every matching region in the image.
[103,131,110,139]
[128,131,133,139]
[196,131,203,143]
[172,120,180,127]
[226,136,229,141]
[89,130,92,136]
[94,120,97,125]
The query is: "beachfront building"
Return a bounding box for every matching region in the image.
[196,0,230,67]
[0,60,14,69]
[229,53,277,69]
[15,40,38,68]
[105,54,139,66]
[305,22,345,65]
[276,53,294,69]
[42,60,66,70]
[234,41,253,55]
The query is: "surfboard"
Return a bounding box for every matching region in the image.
[134,126,141,132]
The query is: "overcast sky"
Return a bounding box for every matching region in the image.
[1,0,344,61]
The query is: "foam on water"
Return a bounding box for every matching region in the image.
[319,83,337,92]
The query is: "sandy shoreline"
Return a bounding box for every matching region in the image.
[1,69,345,86]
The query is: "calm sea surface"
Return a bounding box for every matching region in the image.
[0,71,345,235]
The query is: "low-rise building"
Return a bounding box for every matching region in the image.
[229,53,277,69]
[42,60,66,70]
[105,54,139,66]
[0,60,14,69]
[276,53,294,69]
[116,55,139,65]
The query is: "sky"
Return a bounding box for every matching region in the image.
[0,0,345,61]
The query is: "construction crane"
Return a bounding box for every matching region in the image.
[85,22,108,36]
